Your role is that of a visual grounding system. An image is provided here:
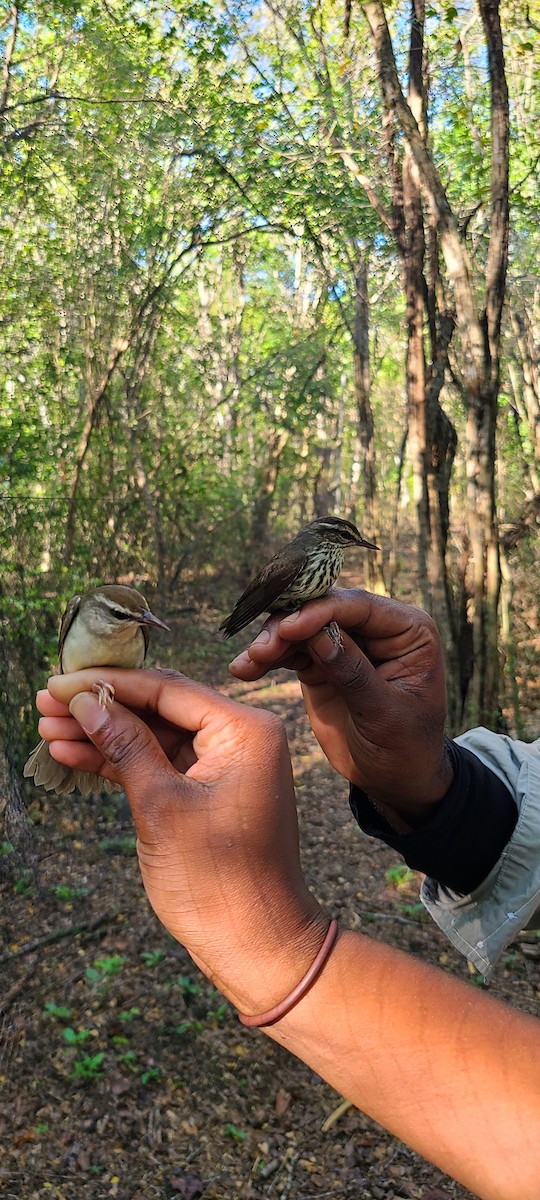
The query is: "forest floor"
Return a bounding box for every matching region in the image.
[1,579,539,1200]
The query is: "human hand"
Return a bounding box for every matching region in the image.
[228,589,453,822]
[36,670,326,1014]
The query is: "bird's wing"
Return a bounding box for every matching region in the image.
[57,594,81,672]
[220,547,306,638]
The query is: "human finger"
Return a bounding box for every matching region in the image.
[36,690,70,717]
[229,644,313,680]
[48,737,114,780]
[278,588,428,652]
[39,715,84,742]
[66,691,176,800]
[302,627,387,715]
[48,668,239,735]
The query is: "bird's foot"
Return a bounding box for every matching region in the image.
[322,621,343,650]
[92,679,116,708]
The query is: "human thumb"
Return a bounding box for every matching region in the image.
[307,627,380,711]
[69,690,165,790]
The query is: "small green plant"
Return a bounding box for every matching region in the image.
[174,1019,203,1036]
[178,975,201,998]
[140,949,165,968]
[70,1051,106,1081]
[43,1002,73,1021]
[140,1066,161,1085]
[35,1123,49,1136]
[118,1049,138,1070]
[99,835,137,856]
[54,884,89,901]
[399,902,425,918]
[63,1027,92,1046]
[14,872,33,896]
[0,841,13,856]
[468,972,488,988]
[385,864,416,890]
[86,955,126,985]
[119,1007,141,1023]
[207,1002,229,1024]
[226,1123,247,1142]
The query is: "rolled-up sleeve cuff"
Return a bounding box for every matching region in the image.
[421,729,540,978]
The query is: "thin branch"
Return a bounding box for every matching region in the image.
[0,908,125,966]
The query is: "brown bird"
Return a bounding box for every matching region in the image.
[220,516,379,639]
[23,585,169,796]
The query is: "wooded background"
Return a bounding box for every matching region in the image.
[1,0,539,780]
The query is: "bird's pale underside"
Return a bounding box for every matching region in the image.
[220,515,379,639]
[23,584,169,796]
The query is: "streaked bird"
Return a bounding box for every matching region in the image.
[220,516,379,639]
[23,585,169,796]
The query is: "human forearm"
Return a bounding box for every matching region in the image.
[266,929,540,1200]
[38,668,540,1199]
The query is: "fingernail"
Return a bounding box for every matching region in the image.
[69,692,109,734]
[250,629,270,647]
[279,611,300,627]
[311,630,341,661]
[229,651,251,670]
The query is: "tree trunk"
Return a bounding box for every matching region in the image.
[350,256,385,591]
[463,395,501,725]
[363,0,509,727]
[250,429,289,554]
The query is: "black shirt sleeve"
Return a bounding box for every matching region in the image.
[349,738,518,896]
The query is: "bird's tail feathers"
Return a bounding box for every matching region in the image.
[24,739,119,796]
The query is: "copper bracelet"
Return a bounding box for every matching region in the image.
[238,919,339,1028]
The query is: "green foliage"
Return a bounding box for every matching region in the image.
[0,0,537,771]
[62,1027,92,1045]
[43,1001,73,1021]
[69,1051,106,1081]
[399,902,426,919]
[385,864,416,890]
[85,955,126,985]
[226,1123,247,1142]
[99,835,137,856]
[118,1007,141,1023]
[177,974,202,998]
[140,1066,161,1085]
[54,884,90,901]
[174,1019,203,1036]
[13,872,34,896]
[140,949,165,968]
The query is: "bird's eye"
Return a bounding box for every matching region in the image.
[112,608,132,620]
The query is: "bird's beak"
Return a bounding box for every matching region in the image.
[138,608,170,632]
[359,538,380,551]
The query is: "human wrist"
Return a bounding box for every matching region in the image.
[197,896,330,1018]
[353,738,455,833]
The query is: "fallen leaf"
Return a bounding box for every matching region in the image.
[274,1087,292,1116]
[170,1171,205,1198]
[13,1129,36,1146]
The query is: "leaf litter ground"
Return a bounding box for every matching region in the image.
[1,606,538,1200]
